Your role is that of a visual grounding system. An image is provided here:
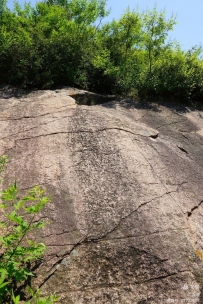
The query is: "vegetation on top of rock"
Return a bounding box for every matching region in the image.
[0,0,202,103]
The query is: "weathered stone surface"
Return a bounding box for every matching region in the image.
[0,87,203,303]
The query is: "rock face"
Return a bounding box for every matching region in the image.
[0,87,203,303]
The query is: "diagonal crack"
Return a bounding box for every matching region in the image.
[43,227,190,248]
[140,270,190,284]
[40,270,190,293]
[134,141,185,214]
[37,191,177,287]
[187,200,203,217]
[106,227,189,241]
[38,234,87,289]
[85,190,178,242]
[177,146,188,154]
[135,111,148,122]
[181,133,189,140]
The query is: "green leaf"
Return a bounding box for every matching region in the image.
[11,290,20,304]
[1,183,18,201]
[0,221,6,228]
[27,285,34,296]
[15,199,26,210]
[0,268,8,284]
[0,281,10,289]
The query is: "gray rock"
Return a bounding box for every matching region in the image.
[0,87,203,303]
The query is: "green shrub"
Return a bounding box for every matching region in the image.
[0,155,58,303]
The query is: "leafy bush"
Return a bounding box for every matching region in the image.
[0,155,58,303]
[0,0,203,103]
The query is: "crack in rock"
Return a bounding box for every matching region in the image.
[106,227,189,241]
[140,270,190,284]
[9,127,158,143]
[134,142,186,216]
[40,270,191,293]
[38,191,177,288]
[187,200,203,217]
[0,117,69,140]
[0,105,72,121]
[178,146,188,154]
[90,190,178,240]
[181,133,189,140]
[150,133,159,139]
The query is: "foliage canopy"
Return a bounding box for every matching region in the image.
[0,0,203,102]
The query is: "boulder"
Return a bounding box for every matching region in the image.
[0,87,203,303]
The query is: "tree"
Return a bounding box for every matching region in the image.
[92,8,142,94]
[0,0,203,103]
[141,6,176,74]
[0,0,6,20]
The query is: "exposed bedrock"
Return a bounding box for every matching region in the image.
[0,87,203,303]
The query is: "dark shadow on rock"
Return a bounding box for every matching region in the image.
[157,99,203,114]
[101,97,203,115]
[68,91,116,106]
[199,287,203,304]
[101,98,161,112]
[1,85,203,115]
[0,85,44,99]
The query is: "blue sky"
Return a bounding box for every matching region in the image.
[105,0,202,51]
[7,0,203,51]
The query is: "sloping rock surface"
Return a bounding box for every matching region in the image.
[0,87,203,303]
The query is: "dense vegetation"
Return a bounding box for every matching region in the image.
[0,0,203,102]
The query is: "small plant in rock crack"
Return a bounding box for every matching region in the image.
[0,155,59,303]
